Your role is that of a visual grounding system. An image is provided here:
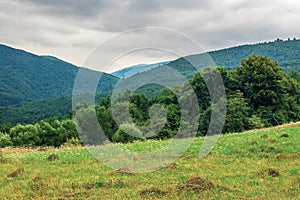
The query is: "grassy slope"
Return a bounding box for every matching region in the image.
[0,124,299,199]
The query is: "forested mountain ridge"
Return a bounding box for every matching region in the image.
[0,44,118,106]
[1,39,300,124]
[167,38,300,78]
[111,61,170,78]
[211,38,300,70]
[2,55,300,147]
[2,38,299,108]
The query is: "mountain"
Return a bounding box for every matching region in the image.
[167,38,300,78]
[111,38,300,98]
[111,61,170,78]
[0,96,72,124]
[211,38,300,71]
[0,92,111,124]
[1,39,300,124]
[0,44,118,107]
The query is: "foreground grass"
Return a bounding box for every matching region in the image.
[0,124,299,199]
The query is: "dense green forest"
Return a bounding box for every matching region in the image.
[0,92,111,124]
[1,39,300,125]
[1,55,300,147]
[167,38,300,78]
[211,38,300,71]
[112,38,300,97]
[112,39,300,79]
[0,44,118,107]
[0,96,72,124]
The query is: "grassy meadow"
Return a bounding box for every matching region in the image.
[0,123,299,199]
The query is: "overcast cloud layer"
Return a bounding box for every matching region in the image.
[1,0,299,71]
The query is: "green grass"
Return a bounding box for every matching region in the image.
[0,124,299,199]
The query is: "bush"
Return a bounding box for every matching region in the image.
[0,132,13,147]
[248,115,265,129]
[112,123,144,143]
[0,123,13,134]
[61,137,82,147]
[9,124,39,147]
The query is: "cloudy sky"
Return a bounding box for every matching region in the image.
[1,0,299,72]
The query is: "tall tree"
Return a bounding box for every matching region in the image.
[224,91,250,133]
[234,55,286,109]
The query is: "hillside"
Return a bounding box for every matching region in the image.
[1,123,299,199]
[167,39,300,78]
[1,39,300,124]
[0,44,118,107]
[112,61,170,79]
[211,39,300,70]
[0,92,111,124]
[115,39,300,98]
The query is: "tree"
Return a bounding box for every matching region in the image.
[0,132,13,147]
[224,91,250,133]
[112,123,144,143]
[75,106,107,145]
[229,55,300,126]
[0,123,13,134]
[129,94,150,125]
[234,55,287,110]
[9,124,39,147]
[189,72,210,111]
[154,89,181,139]
[37,120,62,147]
[96,105,118,141]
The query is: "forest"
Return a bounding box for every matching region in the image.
[1,39,300,124]
[1,55,300,147]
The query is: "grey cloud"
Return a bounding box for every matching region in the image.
[22,0,117,17]
[0,0,299,68]
[126,0,161,12]
[18,0,215,32]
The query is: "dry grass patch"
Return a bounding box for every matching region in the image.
[30,176,47,192]
[178,177,215,192]
[47,153,58,161]
[276,153,300,161]
[250,141,258,145]
[167,162,178,170]
[7,167,24,177]
[258,168,280,177]
[181,154,197,159]
[268,138,276,143]
[82,181,104,189]
[140,187,168,197]
[261,134,268,139]
[280,133,289,138]
[244,121,300,134]
[107,168,134,175]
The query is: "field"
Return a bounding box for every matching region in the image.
[0,123,299,199]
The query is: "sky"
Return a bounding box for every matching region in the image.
[1,0,300,72]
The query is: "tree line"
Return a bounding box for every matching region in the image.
[1,55,300,147]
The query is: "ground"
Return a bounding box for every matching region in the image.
[0,123,299,199]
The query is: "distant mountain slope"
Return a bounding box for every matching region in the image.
[0,96,72,124]
[167,39,300,78]
[111,61,170,78]
[210,38,300,70]
[0,92,110,124]
[0,44,118,106]
[1,39,300,124]
[113,39,300,98]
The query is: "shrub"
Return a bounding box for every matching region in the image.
[248,115,264,129]
[9,124,39,147]
[0,132,13,147]
[112,123,144,143]
[61,137,82,147]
